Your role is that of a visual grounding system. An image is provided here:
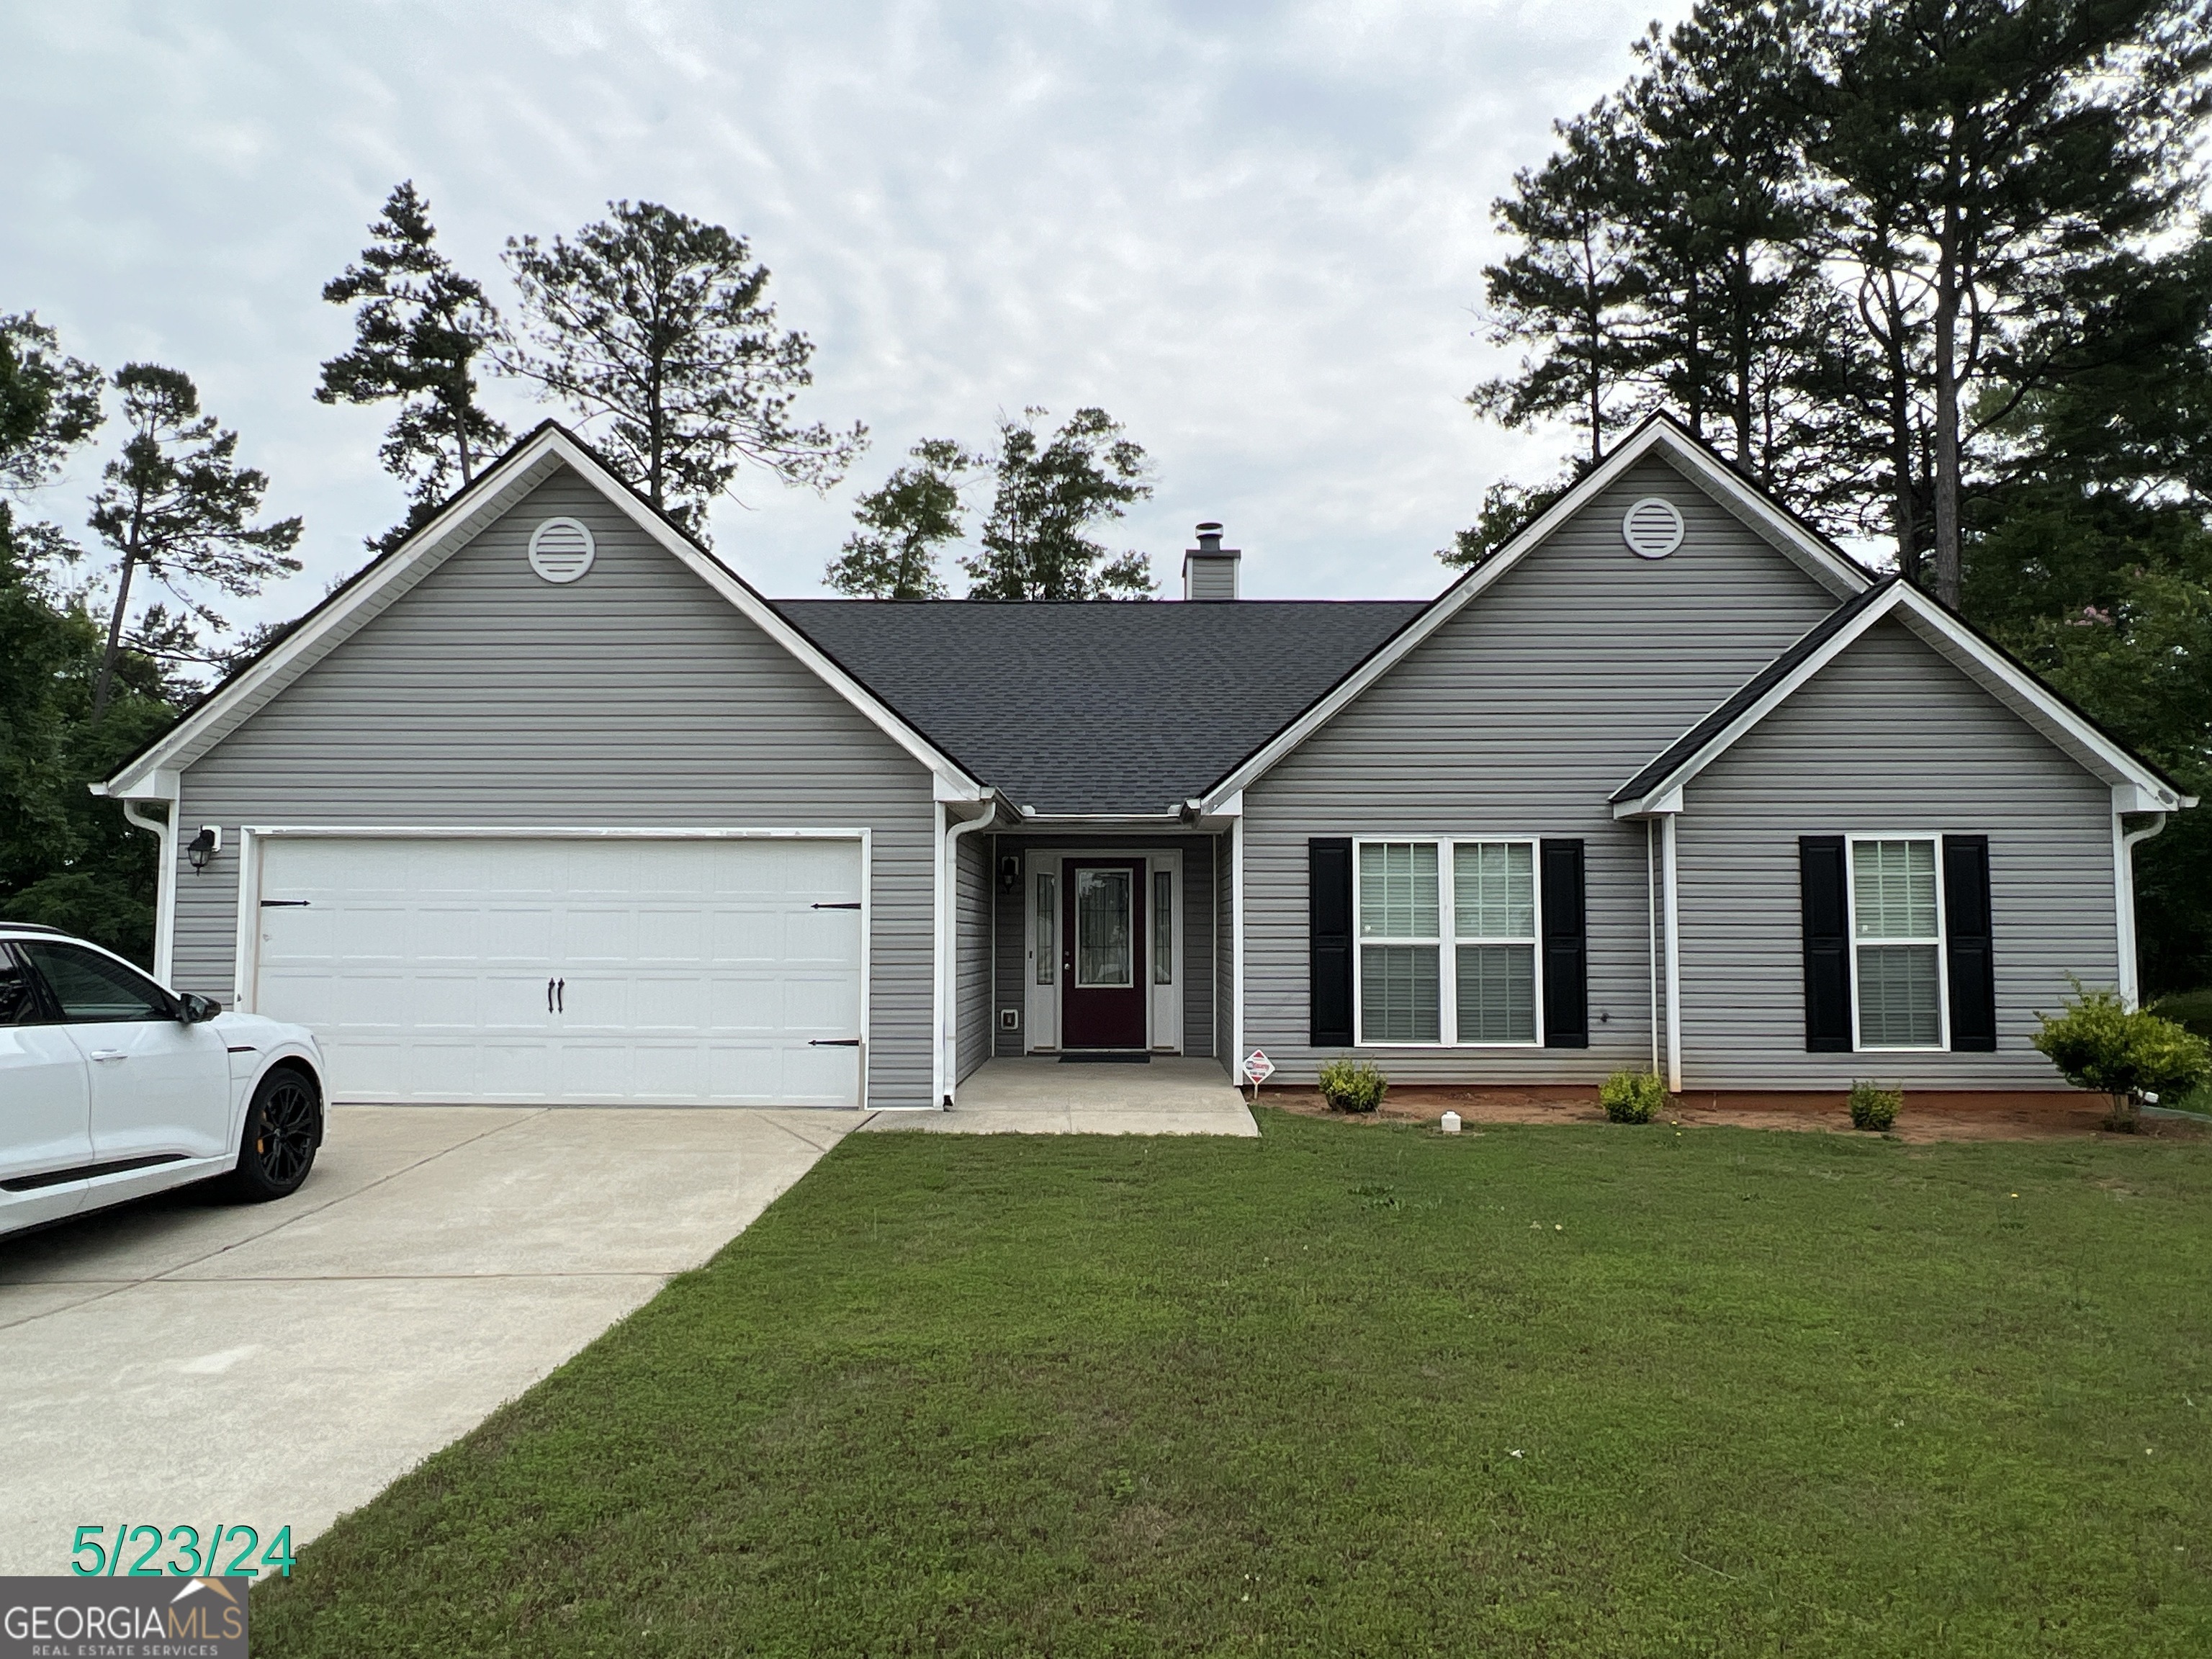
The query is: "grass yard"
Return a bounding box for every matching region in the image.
[254,1111,2212,1657]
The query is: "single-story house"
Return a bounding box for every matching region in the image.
[97,414,2192,1109]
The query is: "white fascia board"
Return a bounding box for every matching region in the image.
[1610,581,2186,816]
[539,436,981,796]
[1884,590,2186,810]
[102,441,568,798]
[1199,417,1871,813]
[102,426,983,801]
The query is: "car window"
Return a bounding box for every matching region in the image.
[0,949,39,1025]
[17,940,174,1023]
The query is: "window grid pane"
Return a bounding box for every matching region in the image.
[1035,873,1056,984]
[1359,842,1439,938]
[1154,870,1174,985]
[1457,943,1536,1042]
[1454,841,1534,938]
[1360,944,1439,1042]
[1858,943,1941,1046]
[1854,839,1938,939]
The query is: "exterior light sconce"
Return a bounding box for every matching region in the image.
[186,825,222,873]
[999,854,1021,894]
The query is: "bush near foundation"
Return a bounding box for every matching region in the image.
[2033,984,2211,1130]
[1318,1058,1388,1114]
[1848,1082,1901,1132]
[1599,1069,1665,1124]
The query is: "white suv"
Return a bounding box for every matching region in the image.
[0,923,325,1238]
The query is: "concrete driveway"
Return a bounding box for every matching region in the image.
[0,1105,849,1576]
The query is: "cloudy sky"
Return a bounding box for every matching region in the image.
[4,0,1689,631]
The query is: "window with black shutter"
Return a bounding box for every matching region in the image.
[1800,836,1852,1051]
[1308,838,1354,1046]
[1540,839,1588,1048]
[1943,835,1996,1051]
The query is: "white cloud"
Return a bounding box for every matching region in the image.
[1,0,1687,626]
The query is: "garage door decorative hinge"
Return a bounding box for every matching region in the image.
[260,899,310,907]
[809,1038,862,1047]
[811,902,862,910]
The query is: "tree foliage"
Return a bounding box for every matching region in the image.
[961,408,1155,601]
[824,438,979,599]
[1,313,104,496]
[503,201,865,540]
[317,181,509,554]
[85,364,302,714]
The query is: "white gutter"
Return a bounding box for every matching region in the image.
[121,799,179,984]
[940,799,1002,1106]
[2114,811,2167,1009]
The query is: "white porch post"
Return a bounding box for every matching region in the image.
[1662,811,1683,1094]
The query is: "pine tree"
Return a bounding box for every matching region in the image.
[318,182,509,552]
[503,201,866,541]
[86,365,302,715]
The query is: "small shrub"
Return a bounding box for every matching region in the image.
[2033,983,2212,1129]
[1847,1080,1901,1132]
[1599,1069,1665,1124]
[1318,1058,1388,1114]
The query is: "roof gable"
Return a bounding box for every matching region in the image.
[1609,578,2189,816]
[1199,413,1874,809]
[100,424,983,801]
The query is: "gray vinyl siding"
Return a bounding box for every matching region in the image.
[1241,455,1845,1085]
[1676,620,2115,1089]
[171,464,940,1109]
[956,830,991,1083]
[989,834,1218,1056]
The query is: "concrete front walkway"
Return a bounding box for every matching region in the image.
[0,1105,848,1576]
[860,1057,1259,1136]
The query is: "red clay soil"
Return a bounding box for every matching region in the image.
[1261,1083,2211,1143]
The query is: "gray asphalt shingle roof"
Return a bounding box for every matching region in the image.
[773,598,1430,815]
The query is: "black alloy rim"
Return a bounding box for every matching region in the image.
[255,1078,317,1183]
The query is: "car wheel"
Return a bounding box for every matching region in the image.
[225,1066,320,1202]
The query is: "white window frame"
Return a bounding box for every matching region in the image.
[1844,832,1950,1053]
[1351,836,1544,1049]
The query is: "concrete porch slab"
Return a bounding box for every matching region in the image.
[860,1057,1259,1136]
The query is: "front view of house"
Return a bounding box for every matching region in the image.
[98,416,2191,1109]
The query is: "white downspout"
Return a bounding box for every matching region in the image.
[1662,812,1683,1094]
[1646,819,1660,1079]
[1231,815,1246,1077]
[942,803,998,1106]
[2114,812,2167,1009]
[122,799,179,985]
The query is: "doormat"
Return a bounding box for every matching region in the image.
[1059,1051,1151,1064]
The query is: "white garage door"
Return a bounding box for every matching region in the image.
[252,835,866,1107]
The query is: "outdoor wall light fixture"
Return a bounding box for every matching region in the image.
[999,854,1021,894]
[186,825,222,873]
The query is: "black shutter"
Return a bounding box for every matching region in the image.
[1540,838,1588,1048]
[1800,836,1852,1052]
[1309,838,1354,1047]
[1943,835,1996,1051]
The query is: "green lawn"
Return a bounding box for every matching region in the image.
[255,1112,2212,1657]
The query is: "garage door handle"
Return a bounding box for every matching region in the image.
[547,978,555,1013]
[811,902,861,910]
[809,1038,861,1047]
[557,978,565,1012]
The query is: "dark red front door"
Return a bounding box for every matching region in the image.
[1062,860,1146,1049]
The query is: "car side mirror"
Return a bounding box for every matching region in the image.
[178,992,222,1023]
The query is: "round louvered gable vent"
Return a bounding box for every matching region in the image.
[1622,497,1685,559]
[528,516,596,584]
